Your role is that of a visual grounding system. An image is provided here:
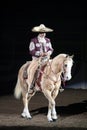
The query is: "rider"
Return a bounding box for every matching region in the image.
[29,24,53,60]
[29,24,53,90]
[29,24,64,92]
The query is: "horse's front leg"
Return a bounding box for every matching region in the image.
[21,92,32,119]
[43,89,56,122]
[51,89,59,120]
[48,101,57,122]
[51,82,61,120]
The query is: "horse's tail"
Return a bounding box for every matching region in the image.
[14,77,22,99]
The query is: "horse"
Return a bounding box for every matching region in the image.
[14,53,74,122]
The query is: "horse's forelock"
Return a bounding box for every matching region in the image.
[65,54,69,58]
[66,54,74,59]
[65,55,74,66]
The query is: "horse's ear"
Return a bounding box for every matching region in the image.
[70,55,74,58]
[66,54,69,58]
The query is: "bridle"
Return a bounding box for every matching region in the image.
[60,55,73,86]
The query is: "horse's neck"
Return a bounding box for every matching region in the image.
[51,56,64,74]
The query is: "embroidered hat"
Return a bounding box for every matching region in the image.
[31,24,53,32]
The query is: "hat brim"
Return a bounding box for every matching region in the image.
[31,26,53,32]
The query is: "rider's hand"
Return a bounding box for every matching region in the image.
[40,53,47,57]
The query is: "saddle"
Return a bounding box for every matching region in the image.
[35,64,47,91]
[23,57,49,91]
[23,62,30,79]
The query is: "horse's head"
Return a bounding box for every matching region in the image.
[62,55,74,81]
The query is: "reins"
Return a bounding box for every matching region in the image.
[38,59,62,84]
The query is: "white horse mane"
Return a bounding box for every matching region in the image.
[53,53,68,59]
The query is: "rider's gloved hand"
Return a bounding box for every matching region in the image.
[40,53,47,57]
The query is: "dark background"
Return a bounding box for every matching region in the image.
[0,1,87,95]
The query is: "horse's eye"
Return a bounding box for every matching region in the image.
[64,64,67,67]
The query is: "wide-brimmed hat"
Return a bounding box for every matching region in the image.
[31,24,53,32]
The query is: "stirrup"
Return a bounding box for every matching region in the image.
[59,87,64,92]
[28,88,34,94]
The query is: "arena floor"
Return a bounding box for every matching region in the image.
[0,89,87,130]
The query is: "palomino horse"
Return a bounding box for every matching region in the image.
[14,53,74,122]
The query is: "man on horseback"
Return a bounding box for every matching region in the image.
[28,24,53,90]
[28,24,64,92]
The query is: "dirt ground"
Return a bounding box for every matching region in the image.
[0,88,87,130]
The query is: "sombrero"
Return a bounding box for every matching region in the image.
[31,24,53,32]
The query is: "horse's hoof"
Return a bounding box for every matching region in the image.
[21,113,32,119]
[48,119,53,122]
[27,116,32,120]
[52,119,57,122]
[21,115,25,118]
[21,113,26,118]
